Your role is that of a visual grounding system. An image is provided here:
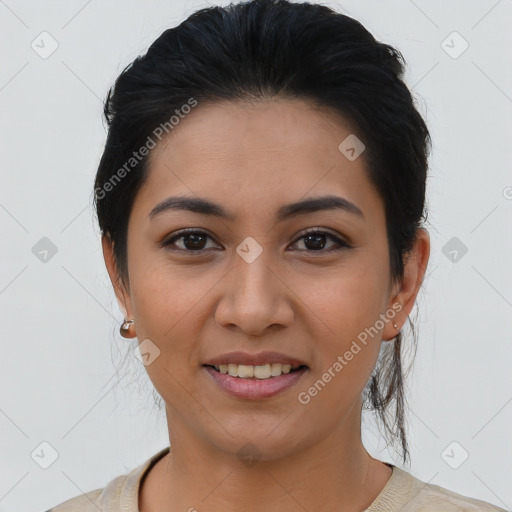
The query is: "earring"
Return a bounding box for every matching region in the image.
[392,301,402,336]
[386,322,400,342]
[120,319,136,338]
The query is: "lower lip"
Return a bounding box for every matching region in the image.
[203,365,308,399]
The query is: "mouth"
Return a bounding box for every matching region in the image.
[203,363,308,379]
[202,363,309,399]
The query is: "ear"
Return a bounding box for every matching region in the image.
[102,234,133,319]
[383,227,430,341]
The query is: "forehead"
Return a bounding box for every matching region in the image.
[153,98,353,167]
[133,98,384,226]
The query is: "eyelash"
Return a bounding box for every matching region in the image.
[161,227,350,254]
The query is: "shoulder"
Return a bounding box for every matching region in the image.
[43,487,103,512]
[43,473,127,512]
[385,466,508,512]
[43,447,170,512]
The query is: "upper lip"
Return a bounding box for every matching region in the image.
[203,351,308,367]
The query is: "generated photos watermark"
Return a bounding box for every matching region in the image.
[94,97,198,201]
[297,302,403,405]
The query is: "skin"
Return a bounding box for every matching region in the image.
[102,98,430,512]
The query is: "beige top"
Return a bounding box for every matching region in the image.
[46,446,507,512]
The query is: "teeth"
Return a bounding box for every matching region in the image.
[215,363,300,379]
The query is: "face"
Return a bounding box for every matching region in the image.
[103,98,429,461]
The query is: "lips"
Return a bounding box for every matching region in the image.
[203,364,308,399]
[203,350,308,368]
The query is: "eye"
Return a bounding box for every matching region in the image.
[161,228,220,253]
[290,228,350,253]
[161,227,350,254]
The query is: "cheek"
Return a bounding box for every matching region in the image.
[128,261,200,358]
[315,258,388,333]
[305,254,389,381]
[297,288,386,417]
[128,241,204,333]
[129,267,206,400]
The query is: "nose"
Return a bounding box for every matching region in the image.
[214,254,294,337]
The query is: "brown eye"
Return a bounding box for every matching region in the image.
[161,227,350,255]
[291,228,349,253]
[162,229,219,252]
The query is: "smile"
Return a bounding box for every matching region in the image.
[203,364,308,399]
[209,362,304,379]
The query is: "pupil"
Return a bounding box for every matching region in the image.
[185,234,205,250]
[305,234,325,250]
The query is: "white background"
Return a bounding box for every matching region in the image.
[1,1,511,511]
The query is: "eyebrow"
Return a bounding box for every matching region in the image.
[149,194,364,222]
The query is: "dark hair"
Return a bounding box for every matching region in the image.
[93,0,431,465]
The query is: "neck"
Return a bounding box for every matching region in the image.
[140,405,391,512]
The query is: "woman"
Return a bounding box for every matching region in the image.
[46,0,506,510]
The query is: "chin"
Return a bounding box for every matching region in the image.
[205,422,310,463]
